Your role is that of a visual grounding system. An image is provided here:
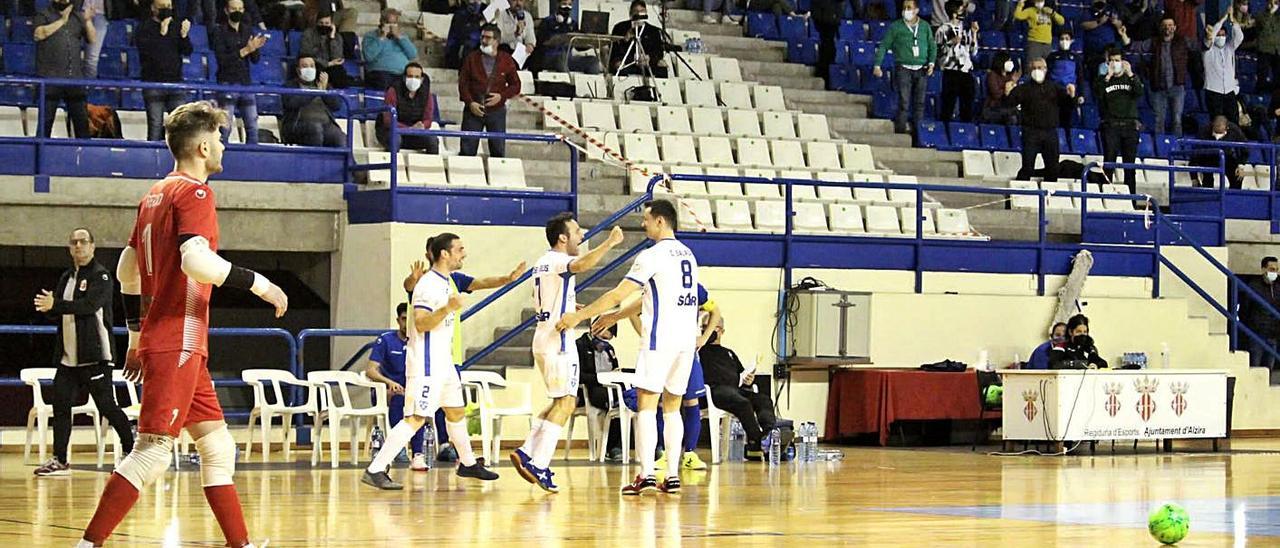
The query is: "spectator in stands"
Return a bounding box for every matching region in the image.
[211,0,266,144]
[1203,9,1244,125]
[746,0,799,17]
[609,0,669,78]
[80,0,108,77]
[1095,47,1143,191]
[981,51,1019,124]
[363,8,419,90]
[577,322,625,462]
[1046,29,1082,128]
[812,0,843,87]
[1080,0,1122,73]
[930,0,972,26]
[34,0,95,139]
[445,0,487,69]
[1192,115,1248,188]
[1013,0,1064,65]
[872,0,936,134]
[203,0,264,29]
[136,0,192,141]
[935,1,977,123]
[261,0,305,31]
[1026,322,1068,370]
[1006,57,1074,181]
[1235,0,1256,43]
[377,62,438,154]
[1256,0,1280,91]
[363,303,430,470]
[459,25,520,157]
[1165,0,1202,43]
[300,12,348,88]
[282,55,343,147]
[1120,17,1193,136]
[1245,256,1280,370]
[1049,314,1108,368]
[495,0,535,68]
[699,316,776,461]
[703,0,743,24]
[535,0,601,74]
[303,0,358,57]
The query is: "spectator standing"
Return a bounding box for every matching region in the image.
[363,303,431,471]
[702,0,742,24]
[1203,9,1244,125]
[81,0,108,77]
[378,62,438,154]
[934,3,977,123]
[1080,0,1121,72]
[812,0,843,87]
[1094,47,1143,192]
[698,317,776,461]
[1121,17,1194,136]
[495,0,535,67]
[459,25,520,157]
[931,0,972,26]
[1256,0,1280,91]
[1006,57,1074,181]
[1026,322,1068,370]
[1046,29,1082,127]
[260,0,305,30]
[1013,0,1064,65]
[981,51,1020,124]
[135,0,192,141]
[609,0,668,78]
[203,0,264,29]
[873,0,936,134]
[30,227,136,477]
[211,0,266,144]
[1165,0,1203,43]
[445,0,487,70]
[34,0,95,139]
[534,0,601,74]
[1245,256,1280,370]
[282,56,344,147]
[1192,115,1248,188]
[299,13,348,88]
[363,8,419,90]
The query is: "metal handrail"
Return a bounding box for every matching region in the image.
[1177,137,1278,191]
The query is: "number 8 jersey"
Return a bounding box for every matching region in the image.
[623,238,700,353]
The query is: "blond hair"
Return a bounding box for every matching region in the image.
[164,101,228,160]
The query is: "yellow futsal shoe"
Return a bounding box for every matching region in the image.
[681,451,708,470]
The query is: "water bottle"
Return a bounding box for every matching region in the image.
[728,418,746,461]
[805,422,818,463]
[794,423,807,463]
[423,424,438,468]
[370,425,384,457]
[765,428,781,466]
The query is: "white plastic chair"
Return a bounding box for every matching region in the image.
[702,384,733,464]
[563,383,604,461]
[595,371,638,463]
[242,369,316,463]
[22,368,102,465]
[307,371,389,468]
[460,370,533,464]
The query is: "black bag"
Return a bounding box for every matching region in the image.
[919,359,968,372]
[625,85,658,102]
[535,81,576,99]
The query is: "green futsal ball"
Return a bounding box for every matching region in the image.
[983,385,1003,406]
[1148,503,1190,545]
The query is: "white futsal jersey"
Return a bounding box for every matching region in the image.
[531,250,576,355]
[624,238,700,353]
[407,270,457,380]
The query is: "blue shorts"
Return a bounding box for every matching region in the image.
[684,355,706,400]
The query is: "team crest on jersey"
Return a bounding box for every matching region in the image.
[194,188,208,200]
[79,279,88,291]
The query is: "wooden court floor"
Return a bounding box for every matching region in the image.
[4,440,1280,547]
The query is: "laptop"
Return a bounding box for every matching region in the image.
[580,10,610,35]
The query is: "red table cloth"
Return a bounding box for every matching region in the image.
[824,368,984,446]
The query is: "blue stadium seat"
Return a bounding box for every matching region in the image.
[850,42,875,67]
[926,72,941,93]
[834,40,852,65]
[1009,125,1022,149]
[183,51,208,81]
[287,30,303,58]
[868,20,890,41]
[949,122,980,150]
[343,58,361,78]
[746,13,779,40]
[260,30,287,57]
[3,43,36,75]
[1056,128,1068,153]
[1240,73,1257,94]
[1154,133,1175,158]
[787,39,817,64]
[87,88,117,107]
[917,120,948,149]
[978,30,1005,48]
[829,64,855,91]
[10,17,35,43]
[794,0,811,14]
[1239,55,1257,76]
[1138,133,1155,158]
[97,49,129,79]
[1079,103,1100,129]
[1070,128,1099,155]
[779,15,809,41]
[126,48,141,78]
[103,20,132,48]
[121,89,145,110]
[872,89,896,119]
[838,20,864,41]
[1008,29,1027,48]
[250,56,285,84]
[256,93,283,116]
[979,124,1008,151]
[189,24,209,51]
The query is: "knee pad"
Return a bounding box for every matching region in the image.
[194,426,237,487]
[115,433,174,490]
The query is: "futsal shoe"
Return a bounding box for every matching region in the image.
[510,448,537,484]
[621,475,658,496]
[33,458,70,477]
[437,443,458,462]
[681,452,707,470]
[653,451,667,474]
[604,447,624,463]
[658,476,681,494]
[533,466,560,493]
[457,461,500,481]
[361,469,404,490]
[411,453,429,472]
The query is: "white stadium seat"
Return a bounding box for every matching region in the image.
[543,99,577,130]
[936,208,978,235]
[865,205,902,235]
[403,153,447,187]
[1009,180,1040,209]
[579,102,617,131]
[963,150,995,178]
[727,110,762,137]
[762,112,797,139]
[623,134,662,163]
[487,158,527,188]
[656,78,684,105]
[815,172,852,201]
[1102,184,1136,211]
[709,57,743,81]
[680,198,716,230]
[753,85,787,112]
[657,106,692,134]
[796,114,830,140]
[704,167,743,196]
[666,165,706,195]
[660,135,699,164]
[715,199,755,231]
[698,137,736,166]
[720,82,753,110]
[770,140,806,169]
[993,151,1022,179]
[807,141,843,171]
[618,104,654,132]
[691,107,727,136]
[841,143,878,173]
[446,156,488,187]
[736,138,773,167]
[794,201,830,233]
[899,207,936,235]
[753,200,787,233]
[574,73,609,99]
[678,53,710,80]
[684,80,720,107]
[829,203,866,234]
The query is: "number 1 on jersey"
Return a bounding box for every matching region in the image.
[141,223,154,276]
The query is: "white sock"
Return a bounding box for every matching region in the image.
[520,418,547,456]
[367,420,419,474]
[446,419,477,467]
[636,409,658,479]
[532,421,563,468]
[662,410,683,478]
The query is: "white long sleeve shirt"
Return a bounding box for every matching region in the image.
[1202,20,1244,95]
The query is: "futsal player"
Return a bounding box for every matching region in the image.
[557,199,700,495]
[79,101,290,548]
[510,213,626,493]
[363,233,508,489]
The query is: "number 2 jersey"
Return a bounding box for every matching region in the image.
[624,238,700,353]
[128,172,220,359]
[531,250,576,356]
[408,270,459,380]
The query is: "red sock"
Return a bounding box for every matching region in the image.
[83,473,141,544]
[203,484,250,547]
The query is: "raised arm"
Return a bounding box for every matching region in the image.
[466,261,528,291]
[569,227,625,274]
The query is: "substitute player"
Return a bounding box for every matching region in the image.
[363,233,508,489]
[557,199,699,495]
[79,101,289,548]
[510,213,625,493]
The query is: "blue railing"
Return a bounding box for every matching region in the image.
[1176,138,1279,191]
[1084,160,1229,245]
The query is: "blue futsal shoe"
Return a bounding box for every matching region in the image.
[510,448,536,484]
[533,466,560,493]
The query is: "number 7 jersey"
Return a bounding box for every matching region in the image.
[128,172,220,358]
[623,238,700,352]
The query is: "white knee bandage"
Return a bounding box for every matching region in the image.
[115,433,174,490]
[195,426,237,487]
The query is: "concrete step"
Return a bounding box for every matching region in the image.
[749,72,824,90]
[699,33,784,53]
[739,60,813,79]
[466,346,533,367]
[784,88,872,105]
[788,101,868,120]
[966,208,1042,241]
[829,116,894,136]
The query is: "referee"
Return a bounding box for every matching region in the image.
[31,227,135,476]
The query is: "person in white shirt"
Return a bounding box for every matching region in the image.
[558,199,700,496]
[1202,8,1244,125]
[510,213,624,493]
[495,0,536,66]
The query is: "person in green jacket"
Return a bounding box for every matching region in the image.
[873,0,938,134]
[1093,46,1144,192]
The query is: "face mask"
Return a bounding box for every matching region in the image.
[632,12,647,21]
[902,9,916,20]
[156,7,173,19]
[1073,334,1092,347]
[52,0,70,9]
[1214,35,1227,48]
[228,11,244,23]
[1213,131,1227,139]
[1268,271,1279,282]
[1035,1,1045,7]
[480,43,496,56]
[707,331,720,345]
[1051,335,1066,345]
[559,6,572,15]
[317,24,332,34]
[1272,3,1278,13]
[404,76,422,92]
[1003,60,1015,73]
[1031,68,1046,83]
[1110,60,1123,73]
[299,66,316,82]
[1060,39,1072,50]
